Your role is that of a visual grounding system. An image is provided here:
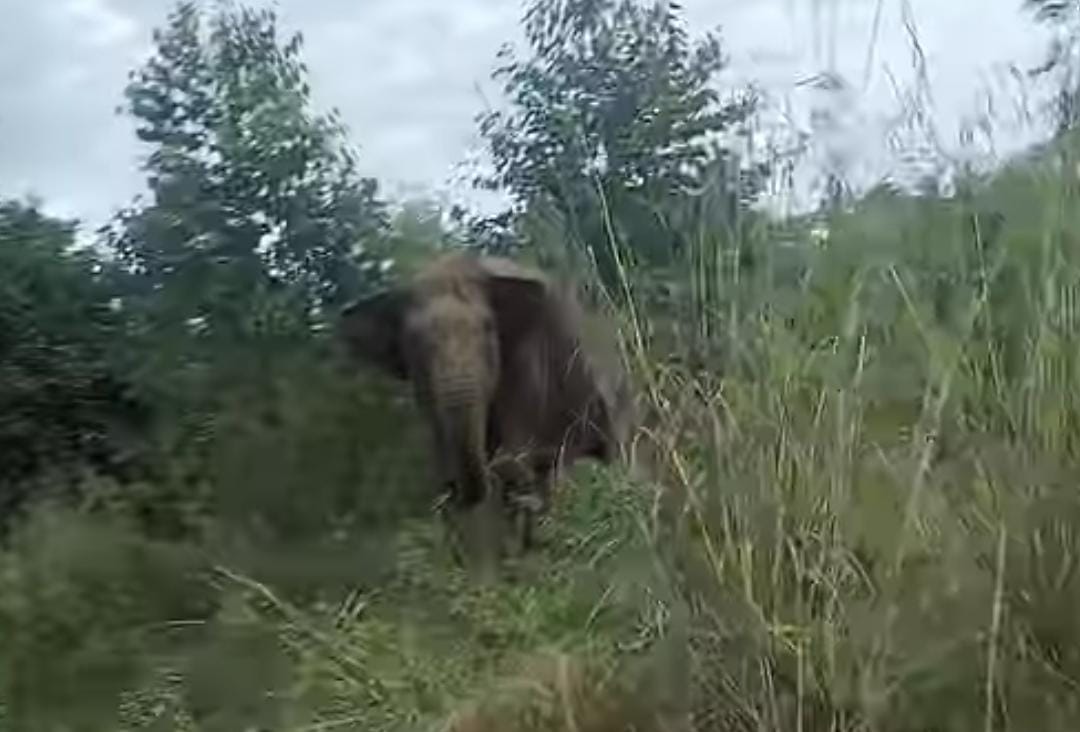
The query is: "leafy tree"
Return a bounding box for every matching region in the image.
[1024,0,1080,133]
[473,0,765,285]
[103,1,387,349]
[86,2,399,541]
[0,199,149,527]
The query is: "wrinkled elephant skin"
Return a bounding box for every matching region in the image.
[337,251,632,562]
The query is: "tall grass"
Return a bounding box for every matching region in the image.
[6,133,1080,732]
[6,25,1080,732]
[580,125,1080,730]
[4,145,1080,732]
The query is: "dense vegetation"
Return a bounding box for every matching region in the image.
[3,0,1080,730]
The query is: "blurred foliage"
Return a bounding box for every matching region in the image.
[101,1,388,351]
[625,129,1080,731]
[468,0,768,291]
[0,199,151,528]
[0,507,214,731]
[6,0,1080,730]
[1025,0,1080,133]
[86,1,411,543]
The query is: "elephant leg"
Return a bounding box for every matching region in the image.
[420,412,472,565]
[515,459,560,552]
[518,443,576,551]
[489,449,542,554]
[513,478,545,553]
[490,446,565,553]
[436,405,511,574]
[428,422,458,515]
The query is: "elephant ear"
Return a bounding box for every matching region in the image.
[478,257,550,344]
[337,289,409,379]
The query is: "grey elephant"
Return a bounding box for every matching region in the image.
[337,250,632,557]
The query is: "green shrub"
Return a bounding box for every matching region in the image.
[0,506,214,731]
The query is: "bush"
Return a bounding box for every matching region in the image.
[0,505,215,731]
[0,199,150,528]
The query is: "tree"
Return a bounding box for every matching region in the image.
[473,0,765,285]
[103,1,387,347]
[0,199,149,527]
[1024,0,1080,133]
[90,2,394,527]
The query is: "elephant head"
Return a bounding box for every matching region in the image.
[339,251,636,558]
[337,252,549,514]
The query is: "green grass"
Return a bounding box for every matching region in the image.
[1,464,666,731]
[613,131,1080,730]
[5,132,1080,732]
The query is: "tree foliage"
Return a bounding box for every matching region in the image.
[73,2,407,545]
[103,1,387,348]
[1024,0,1080,132]
[473,0,765,283]
[0,200,148,525]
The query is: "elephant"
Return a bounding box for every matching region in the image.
[336,250,632,558]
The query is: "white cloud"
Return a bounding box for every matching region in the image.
[0,1,147,228]
[0,0,1064,232]
[49,0,139,48]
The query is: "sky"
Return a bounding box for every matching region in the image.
[0,0,1059,233]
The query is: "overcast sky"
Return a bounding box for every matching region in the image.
[0,0,1058,232]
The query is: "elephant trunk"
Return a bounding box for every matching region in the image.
[433,377,491,508]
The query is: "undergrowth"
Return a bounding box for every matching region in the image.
[4,112,1080,732]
